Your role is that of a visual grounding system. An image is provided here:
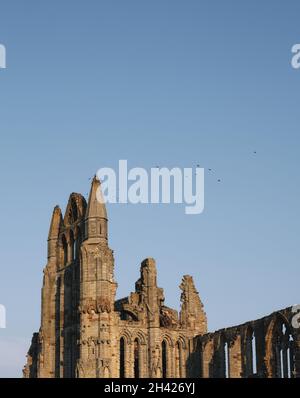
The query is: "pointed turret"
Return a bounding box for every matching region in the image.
[47,205,63,260]
[84,176,108,241]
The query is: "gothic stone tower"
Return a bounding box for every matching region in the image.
[23,177,207,378]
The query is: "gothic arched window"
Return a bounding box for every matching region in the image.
[175,341,181,377]
[274,322,294,378]
[62,235,68,265]
[245,328,257,377]
[120,337,125,378]
[162,340,167,378]
[75,228,82,258]
[70,230,75,262]
[224,341,230,378]
[134,339,140,378]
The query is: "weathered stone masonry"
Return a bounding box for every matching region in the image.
[190,307,300,378]
[23,177,300,378]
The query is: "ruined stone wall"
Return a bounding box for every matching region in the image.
[193,306,300,378]
[23,179,300,378]
[23,179,207,379]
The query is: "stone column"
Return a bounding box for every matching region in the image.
[229,336,242,378]
[202,339,213,378]
[293,335,300,378]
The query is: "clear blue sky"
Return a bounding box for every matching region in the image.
[0,1,299,377]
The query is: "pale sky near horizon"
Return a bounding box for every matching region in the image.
[0,1,300,377]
